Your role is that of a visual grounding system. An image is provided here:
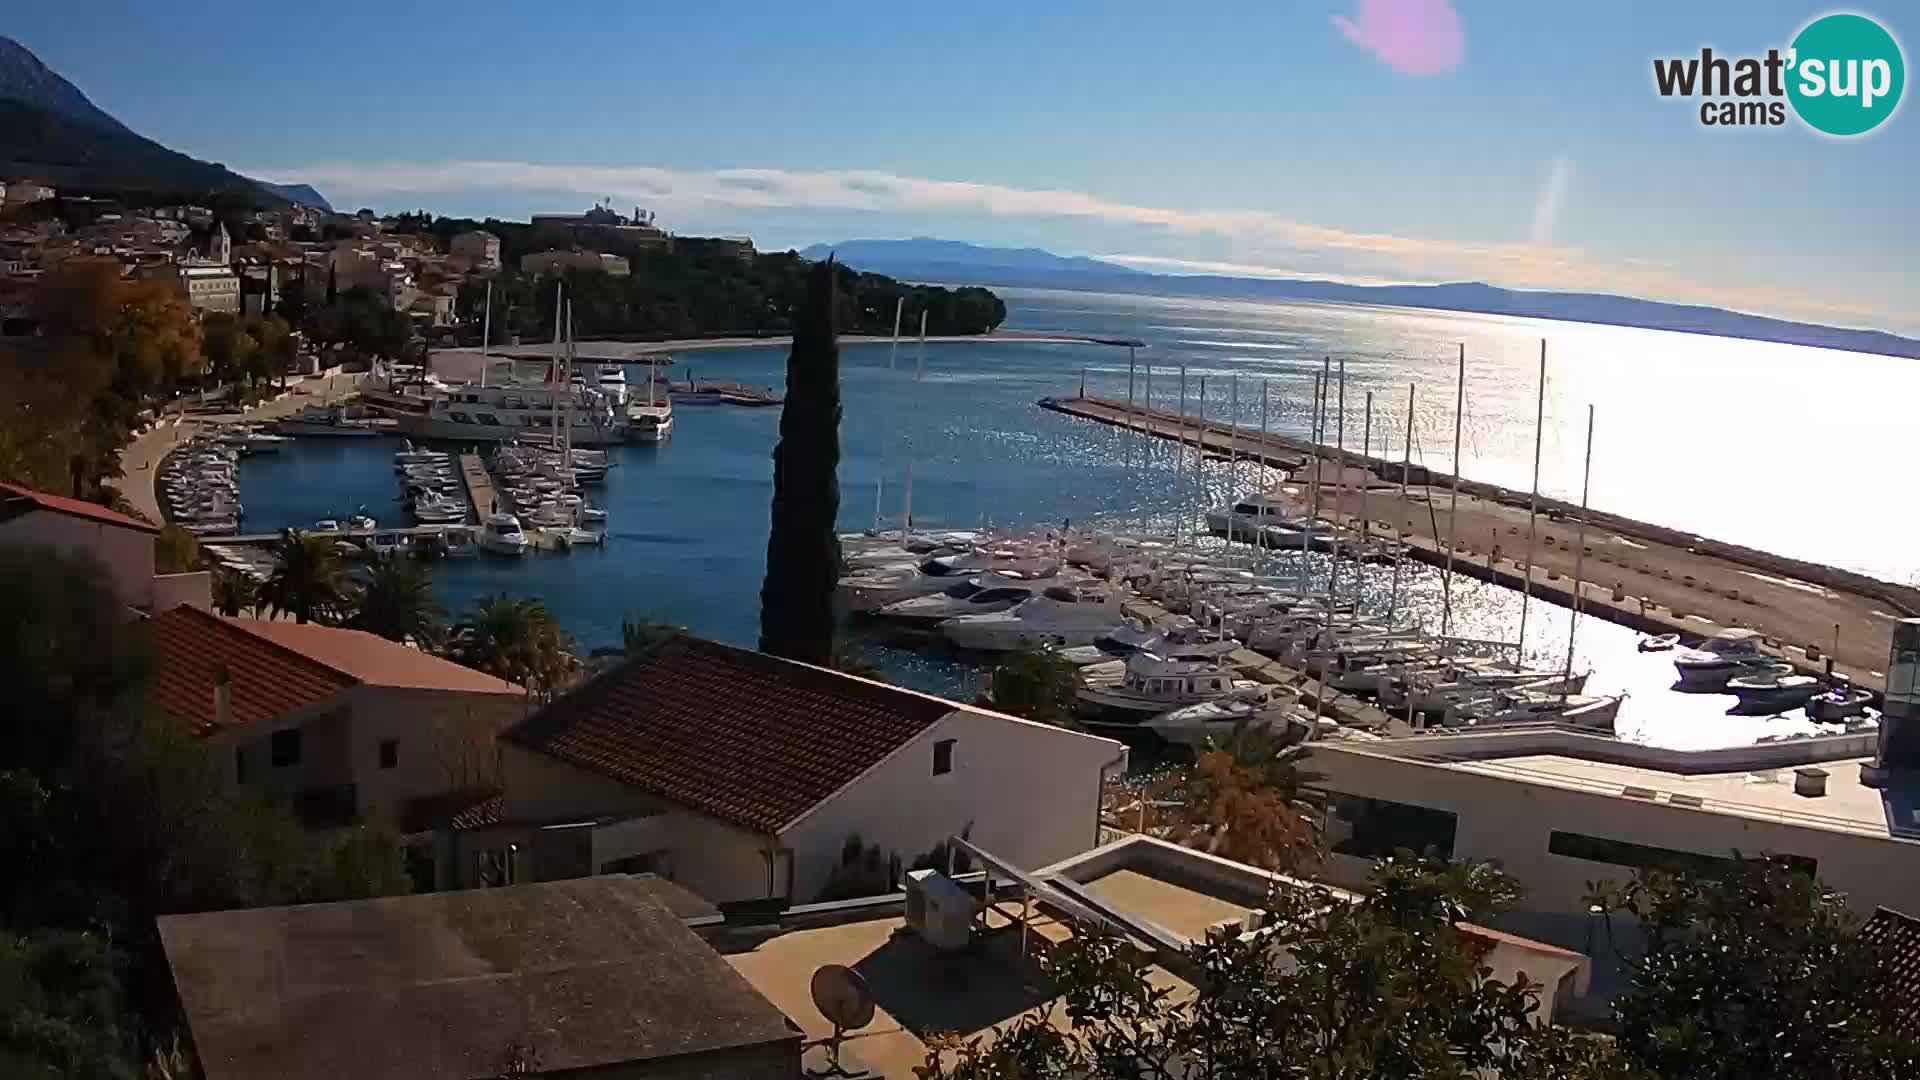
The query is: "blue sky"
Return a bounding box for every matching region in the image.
[9,1,1915,332]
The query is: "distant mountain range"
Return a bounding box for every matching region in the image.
[812,237,1920,360]
[0,35,330,210]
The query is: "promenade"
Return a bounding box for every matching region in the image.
[109,371,364,524]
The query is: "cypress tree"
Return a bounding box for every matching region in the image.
[325,258,338,305]
[759,258,843,664]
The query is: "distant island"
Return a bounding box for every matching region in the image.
[808,237,1920,361]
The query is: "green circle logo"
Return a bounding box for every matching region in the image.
[1787,13,1905,136]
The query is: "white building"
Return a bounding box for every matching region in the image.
[433,636,1128,903]
[3,180,55,207]
[450,229,500,270]
[0,481,209,613]
[178,265,241,313]
[1304,727,1920,996]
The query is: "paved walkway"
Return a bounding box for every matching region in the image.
[109,372,365,524]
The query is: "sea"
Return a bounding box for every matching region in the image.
[234,287,1918,749]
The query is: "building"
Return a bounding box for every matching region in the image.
[722,831,1591,1077]
[0,481,209,613]
[531,203,673,257]
[2,180,55,207]
[520,249,631,277]
[449,229,500,270]
[157,875,802,1080]
[435,635,1127,904]
[148,606,526,824]
[1302,727,1920,998]
[679,235,756,262]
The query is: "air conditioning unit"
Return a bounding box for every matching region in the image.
[904,869,974,952]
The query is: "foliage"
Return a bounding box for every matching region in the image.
[1593,858,1920,1080]
[151,526,199,575]
[759,258,843,665]
[199,312,257,387]
[210,570,256,617]
[918,856,1596,1080]
[0,930,139,1080]
[305,286,412,364]
[258,529,354,624]
[350,552,444,647]
[985,647,1082,729]
[620,615,686,657]
[452,594,576,695]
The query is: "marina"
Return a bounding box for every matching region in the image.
[158,289,1920,753]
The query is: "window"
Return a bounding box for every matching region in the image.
[270,728,302,768]
[1547,831,1816,881]
[1325,794,1457,860]
[379,739,398,769]
[932,738,956,776]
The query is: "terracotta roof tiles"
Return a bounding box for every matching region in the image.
[503,637,957,834]
[0,481,158,534]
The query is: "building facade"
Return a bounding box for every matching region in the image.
[450,229,501,270]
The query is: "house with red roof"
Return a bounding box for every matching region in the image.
[149,606,527,825]
[431,635,1128,906]
[0,480,209,613]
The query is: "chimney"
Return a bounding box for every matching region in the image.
[1794,767,1828,798]
[212,663,233,729]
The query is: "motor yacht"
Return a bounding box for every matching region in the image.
[1147,685,1310,748]
[1078,650,1260,719]
[478,512,530,556]
[1727,664,1822,714]
[1673,627,1774,690]
[876,573,1057,623]
[939,588,1127,652]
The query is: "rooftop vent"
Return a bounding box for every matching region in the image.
[1667,793,1704,808]
[1794,766,1829,798]
[1620,786,1658,800]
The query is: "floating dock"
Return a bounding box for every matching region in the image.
[458,454,493,524]
[1045,394,1920,691]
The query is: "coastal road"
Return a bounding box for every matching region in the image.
[109,371,365,524]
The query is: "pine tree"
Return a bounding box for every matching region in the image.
[759,258,843,664]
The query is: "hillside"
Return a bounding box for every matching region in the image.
[816,237,1920,361]
[0,35,299,207]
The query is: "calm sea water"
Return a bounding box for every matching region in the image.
[236,288,1911,747]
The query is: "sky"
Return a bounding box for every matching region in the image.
[9,1,1915,333]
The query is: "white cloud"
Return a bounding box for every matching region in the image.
[259,159,1900,330]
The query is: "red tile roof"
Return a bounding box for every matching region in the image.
[149,607,519,736]
[1861,907,1920,1008]
[503,637,957,834]
[0,481,158,534]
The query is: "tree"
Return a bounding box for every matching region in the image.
[919,856,1598,1080]
[0,930,140,1080]
[983,648,1081,728]
[245,314,293,389]
[453,594,575,696]
[257,529,353,624]
[620,615,685,657]
[200,312,257,388]
[759,257,842,664]
[1594,858,1920,1080]
[152,525,199,574]
[211,570,256,617]
[350,552,444,647]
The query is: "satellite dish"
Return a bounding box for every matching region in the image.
[810,964,875,1032]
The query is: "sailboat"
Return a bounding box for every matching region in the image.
[626,349,673,442]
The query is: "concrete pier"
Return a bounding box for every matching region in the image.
[458,453,493,524]
[1050,394,1918,691]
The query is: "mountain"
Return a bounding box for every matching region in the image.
[0,35,295,206]
[255,181,334,212]
[815,237,1920,361]
[801,237,1140,280]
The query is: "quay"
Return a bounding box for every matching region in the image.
[458,453,493,523]
[200,524,468,546]
[1046,394,1920,691]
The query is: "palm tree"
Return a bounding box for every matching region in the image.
[258,529,353,624]
[453,594,575,696]
[351,552,443,647]
[212,570,257,617]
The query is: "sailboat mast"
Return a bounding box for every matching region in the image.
[1196,376,1207,546]
[1143,362,1154,538]
[1442,344,1464,638]
[1388,382,1413,622]
[902,309,927,535]
[1227,375,1239,552]
[550,282,565,451]
[1360,390,1372,622]
[480,280,492,389]
[875,296,903,532]
[1329,359,1345,622]
[1565,403,1595,701]
[1517,340,1546,662]
[1302,372,1322,596]
[1258,379,1270,555]
[1177,366,1188,546]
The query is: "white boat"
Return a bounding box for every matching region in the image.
[939,588,1126,652]
[1078,650,1259,718]
[436,526,479,558]
[314,518,340,531]
[1444,690,1624,731]
[1807,684,1873,723]
[347,514,376,531]
[1673,627,1774,689]
[245,431,290,452]
[1147,686,1309,748]
[580,506,608,523]
[478,513,530,556]
[877,574,1054,623]
[271,404,382,437]
[1204,491,1304,544]
[1727,664,1822,714]
[626,361,673,442]
[840,551,1052,613]
[563,527,606,546]
[396,381,635,446]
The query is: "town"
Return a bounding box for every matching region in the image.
[4,10,1919,1080]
